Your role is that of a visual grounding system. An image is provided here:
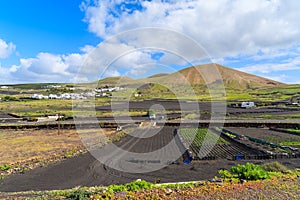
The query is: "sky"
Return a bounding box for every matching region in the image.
[0,0,300,84]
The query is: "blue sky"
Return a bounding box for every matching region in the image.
[0,0,99,65]
[0,0,300,84]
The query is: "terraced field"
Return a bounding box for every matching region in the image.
[178,128,261,160]
[226,127,300,148]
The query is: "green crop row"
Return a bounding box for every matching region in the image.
[180,128,229,147]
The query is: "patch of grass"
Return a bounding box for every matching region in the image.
[261,161,288,173]
[64,149,77,158]
[63,188,94,200]
[1,164,13,171]
[97,110,147,117]
[0,98,111,118]
[184,113,198,120]
[279,141,300,146]
[287,129,300,134]
[0,129,81,165]
[108,180,154,193]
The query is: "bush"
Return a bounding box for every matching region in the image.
[108,180,154,193]
[64,149,77,158]
[231,163,270,181]
[2,96,18,101]
[126,180,153,191]
[261,161,288,172]
[108,184,127,193]
[218,169,232,179]
[64,189,93,200]
[1,164,13,171]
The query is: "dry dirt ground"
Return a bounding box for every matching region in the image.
[0,128,83,165]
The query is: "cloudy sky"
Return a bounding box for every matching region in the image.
[0,0,300,84]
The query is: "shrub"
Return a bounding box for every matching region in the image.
[231,163,270,181]
[1,164,13,171]
[64,189,93,200]
[218,169,232,179]
[2,96,17,101]
[108,180,154,193]
[126,180,153,191]
[261,161,288,172]
[64,149,77,158]
[108,184,127,193]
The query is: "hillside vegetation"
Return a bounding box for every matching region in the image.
[94,63,295,101]
[1,63,299,102]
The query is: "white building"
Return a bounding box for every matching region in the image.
[31,94,49,99]
[241,102,255,108]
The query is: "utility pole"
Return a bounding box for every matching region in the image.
[58,113,60,135]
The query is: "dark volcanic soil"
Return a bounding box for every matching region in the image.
[0,152,299,192]
[0,127,300,192]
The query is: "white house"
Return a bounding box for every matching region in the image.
[31,94,48,99]
[95,86,123,93]
[241,102,255,108]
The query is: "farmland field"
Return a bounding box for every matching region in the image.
[0,99,111,118]
[178,128,262,160]
[180,128,229,146]
[225,127,300,148]
[0,126,300,192]
[0,127,123,177]
[0,129,82,165]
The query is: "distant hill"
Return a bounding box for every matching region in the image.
[96,63,285,91]
[2,63,297,101]
[97,76,133,87]
[149,63,285,90]
[147,73,169,78]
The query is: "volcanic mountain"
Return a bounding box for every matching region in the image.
[97,63,285,90]
[140,63,285,90]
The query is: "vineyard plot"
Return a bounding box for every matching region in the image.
[226,127,300,148]
[178,128,260,160]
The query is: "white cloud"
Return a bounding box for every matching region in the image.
[5,41,156,83]
[236,57,300,74]
[10,51,89,83]
[0,65,12,84]
[79,40,157,79]
[79,0,300,84]
[0,38,16,59]
[82,0,300,58]
[28,53,69,75]
[3,0,300,84]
